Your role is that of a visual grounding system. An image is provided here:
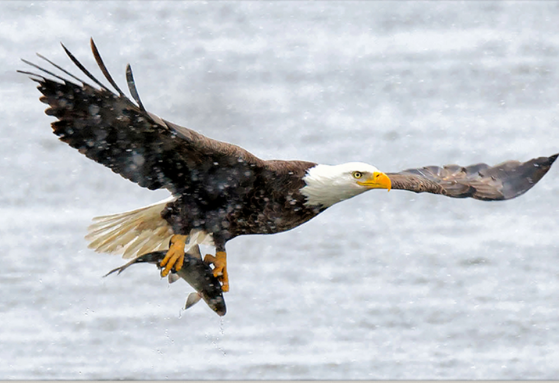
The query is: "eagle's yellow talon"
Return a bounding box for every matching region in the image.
[175,253,184,271]
[160,234,187,277]
[204,251,229,292]
[203,254,216,265]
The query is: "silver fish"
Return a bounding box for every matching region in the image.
[105,245,226,316]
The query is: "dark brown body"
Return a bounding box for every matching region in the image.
[161,159,324,249]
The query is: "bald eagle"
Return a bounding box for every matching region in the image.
[20,39,557,293]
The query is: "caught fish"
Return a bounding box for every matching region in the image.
[105,245,226,316]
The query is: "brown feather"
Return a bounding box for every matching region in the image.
[388,155,558,201]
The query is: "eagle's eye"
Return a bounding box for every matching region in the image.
[352,171,363,179]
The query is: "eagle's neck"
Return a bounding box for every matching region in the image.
[300,164,368,208]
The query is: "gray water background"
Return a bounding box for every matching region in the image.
[1,1,559,379]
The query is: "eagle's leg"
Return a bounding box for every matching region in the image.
[204,251,229,292]
[160,234,188,277]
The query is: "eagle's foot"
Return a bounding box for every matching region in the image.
[160,234,188,277]
[204,251,229,292]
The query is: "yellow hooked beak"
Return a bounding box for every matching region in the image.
[357,171,392,191]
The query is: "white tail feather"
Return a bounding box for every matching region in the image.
[86,197,175,259]
[86,197,216,259]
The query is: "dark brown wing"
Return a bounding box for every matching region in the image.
[387,154,557,201]
[19,39,263,194]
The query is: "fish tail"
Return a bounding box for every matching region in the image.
[104,250,168,278]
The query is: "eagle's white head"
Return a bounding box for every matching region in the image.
[301,162,392,207]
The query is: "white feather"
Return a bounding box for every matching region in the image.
[86,196,215,259]
[301,162,380,207]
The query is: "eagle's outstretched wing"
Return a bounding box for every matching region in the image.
[387,154,557,201]
[19,39,264,194]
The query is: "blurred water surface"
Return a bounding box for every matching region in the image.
[1,1,559,379]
